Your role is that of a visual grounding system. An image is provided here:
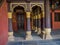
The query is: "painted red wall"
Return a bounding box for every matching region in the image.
[0,0,8,45]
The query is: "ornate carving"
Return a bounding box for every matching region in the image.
[10,3,27,12]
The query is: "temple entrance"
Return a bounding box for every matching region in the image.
[12,5,43,39]
[31,5,42,35]
[12,6,26,37]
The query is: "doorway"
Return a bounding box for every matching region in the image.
[31,5,42,31]
[16,12,25,30]
[31,5,42,36]
[12,6,26,37]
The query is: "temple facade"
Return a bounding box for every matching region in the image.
[8,0,51,40]
[0,0,60,45]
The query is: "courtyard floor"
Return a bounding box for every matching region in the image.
[7,30,60,45]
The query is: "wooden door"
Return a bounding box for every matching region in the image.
[12,12,27,32]
[52,10,60,29]
[17,14,25,30]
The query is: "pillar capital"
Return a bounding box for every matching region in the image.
[8,12,12,18]
[26,12,30,18]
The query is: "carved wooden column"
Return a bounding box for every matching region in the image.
[34,15,38,32]
[37,14,41,35]
[8,12,13,37]
[45,0,52,39]
[25,12,33,40]
[41,15,45,39]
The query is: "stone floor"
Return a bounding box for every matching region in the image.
[51,30,60,39]
[7,30,60,45]
[8,39,60,45]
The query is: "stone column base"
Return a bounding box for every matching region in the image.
[37,28,41,35]
[8,32,15,41]
[35,27,38,32]
[8,32,13,36]
[32,26,35,31]
[26,31,33,40]
[41,30,45,39]
[45,28,52,39]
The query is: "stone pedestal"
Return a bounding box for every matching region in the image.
[42,30,45,39]
[37,28,41,35]
[35,27,38,32]
[45,28,52,39]
[26,31,33,40]
[8,32,13,36]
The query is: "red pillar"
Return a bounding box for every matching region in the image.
[0,0,8,45]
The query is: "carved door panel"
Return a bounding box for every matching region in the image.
[17,14,25,30]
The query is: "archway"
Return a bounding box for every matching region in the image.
[12,6,26,33]
[31,5,43,35]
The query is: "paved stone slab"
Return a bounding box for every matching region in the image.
[7,39,60,45]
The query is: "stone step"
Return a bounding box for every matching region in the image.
[7,39,60,45]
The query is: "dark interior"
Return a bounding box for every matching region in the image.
[14,6,25,30]
[16,14,24,30]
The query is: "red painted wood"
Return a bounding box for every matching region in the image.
[0,0,8,45]
[54,10,60,12]
[52,12,54,29]
[12,13,18,32]
[12,12,27,31]
[52,10,60,29]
